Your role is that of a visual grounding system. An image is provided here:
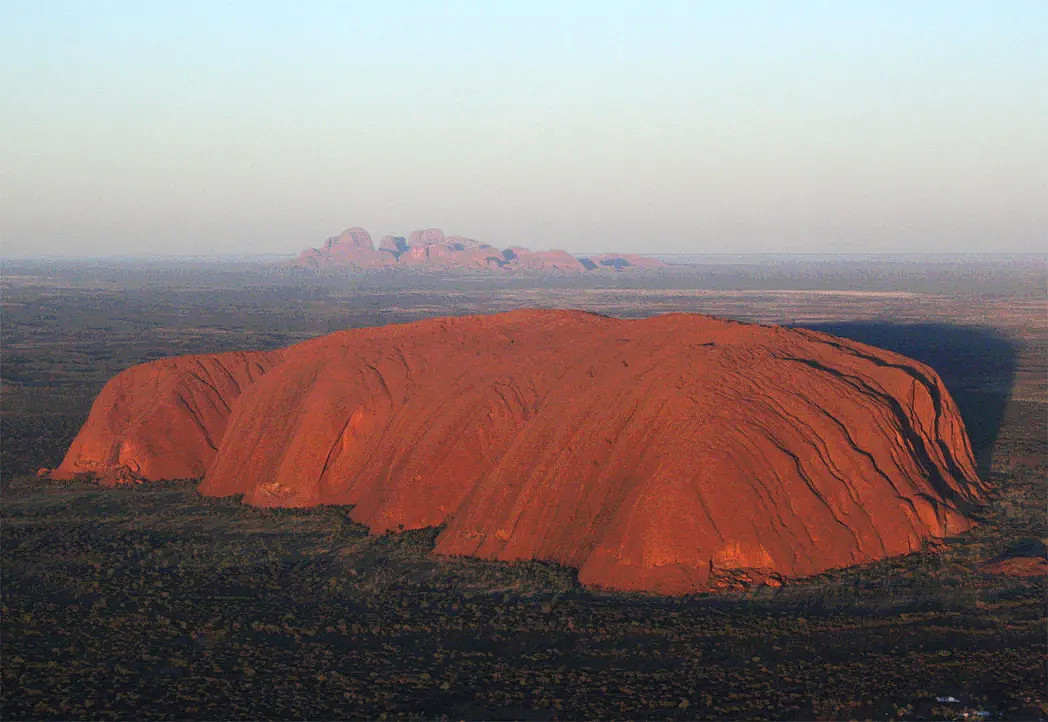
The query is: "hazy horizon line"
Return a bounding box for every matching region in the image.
[3,251,1045,263]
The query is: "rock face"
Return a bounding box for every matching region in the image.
[52,351,284,484]
[327,227,373,250]
[289,227,666,273]
[54,311,985,594]
[407,228,447,247]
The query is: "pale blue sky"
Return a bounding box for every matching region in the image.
[1,0,1045,256]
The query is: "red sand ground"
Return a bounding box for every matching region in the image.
[53,310,985,594]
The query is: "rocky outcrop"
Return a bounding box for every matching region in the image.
[503,248,587,272]
[980,539,1047,577]
[406,228,446,247]
[580,253,670,271]
[53,311,985,594]
[378,235,408,256]
[288,227,667,273]
[294,227,394,270]
[52,350,284,483]
[326,227,373,250]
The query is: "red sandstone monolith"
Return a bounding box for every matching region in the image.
[55,310,984,593]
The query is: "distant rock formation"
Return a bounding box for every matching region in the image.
[580,253,669,271]
[407,228,446,247]
[51,310,986,594]
[289,227,667,273]
[328,227,373,250]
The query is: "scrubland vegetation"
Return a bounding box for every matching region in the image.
[2,445,1044,720]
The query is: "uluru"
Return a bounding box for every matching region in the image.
[289,227,666,273]
[51,310,985,594]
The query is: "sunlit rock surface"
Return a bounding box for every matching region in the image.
[56,310,985,593]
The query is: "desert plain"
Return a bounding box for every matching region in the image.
[1,254,1045,720]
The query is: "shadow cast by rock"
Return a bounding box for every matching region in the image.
[795,322,1017,476]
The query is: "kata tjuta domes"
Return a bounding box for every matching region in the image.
[289,226,667,273]
[51,310,985,594]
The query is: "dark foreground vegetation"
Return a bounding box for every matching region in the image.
[2,425,1044,721]
[2,260,1045,719]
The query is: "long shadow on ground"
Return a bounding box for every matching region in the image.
[795,322,1017,477]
